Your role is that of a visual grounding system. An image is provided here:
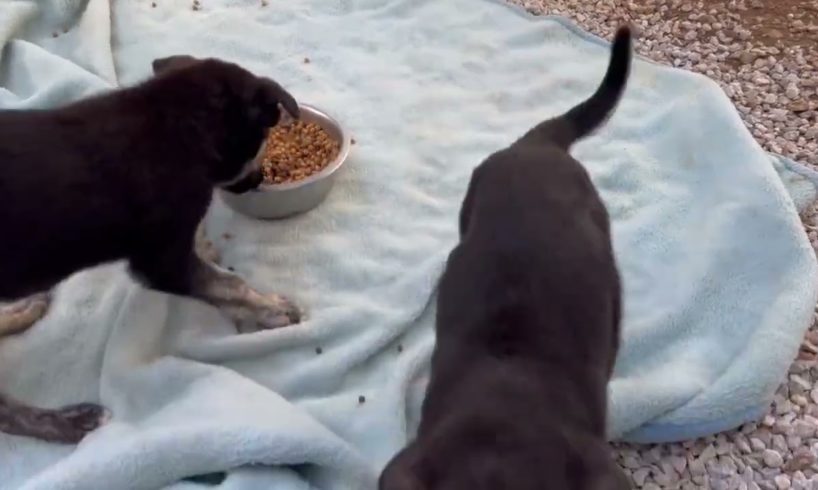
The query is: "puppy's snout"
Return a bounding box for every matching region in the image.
[223,169,264,194]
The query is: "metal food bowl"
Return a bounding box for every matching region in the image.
[219,103,351,220]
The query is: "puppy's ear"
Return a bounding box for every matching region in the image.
[152,55,201,75]
[245,78,300,128]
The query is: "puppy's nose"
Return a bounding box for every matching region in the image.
[247,169,264,188]
[223,170,264,194]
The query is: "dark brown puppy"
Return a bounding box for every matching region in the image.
[0,56,302,443]
[380,27,633,490]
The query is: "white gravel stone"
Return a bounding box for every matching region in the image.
[774,474,791,490]
[633,467,650,486]
[772,435,788,453]
[763,449,785,468]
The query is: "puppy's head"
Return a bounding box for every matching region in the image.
[152,55,300,193]
[379,434,629,490]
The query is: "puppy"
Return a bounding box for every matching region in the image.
[379,27,633,490]
[0,56,302,443]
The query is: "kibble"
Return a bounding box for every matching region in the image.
[260,121,340,185]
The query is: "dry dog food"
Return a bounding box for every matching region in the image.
[260,121,340,184]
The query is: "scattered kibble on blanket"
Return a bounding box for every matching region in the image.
[261,121,340,184]
[358,395,366,405]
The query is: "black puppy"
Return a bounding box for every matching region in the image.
[0,56,302,443]
[380,27,633,490]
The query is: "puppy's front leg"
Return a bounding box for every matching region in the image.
[194,222,221,265]
[0,393,108,443]
[130,222,301,332]
[189,258,301,333]
[0,293,50,338]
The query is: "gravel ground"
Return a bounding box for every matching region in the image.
[507,1,818,488]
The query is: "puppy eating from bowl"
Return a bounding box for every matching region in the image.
[0,56,302,443]
[379,27,633,490]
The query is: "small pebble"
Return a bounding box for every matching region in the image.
[763,449,784,468]
[774,474,791,490]
[633,467,650,486]
[671,455,687,474]
[690,457,707,476]
[772,435,788,453]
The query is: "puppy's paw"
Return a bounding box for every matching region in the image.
[260,294,302,328]
[234,294,302,333]
[197,240,221,265]
[43,403,110,444]
[194,226,221,265]
[0,293,51,336]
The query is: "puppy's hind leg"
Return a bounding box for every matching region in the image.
[0,392,109,443]
[0,293,51,338]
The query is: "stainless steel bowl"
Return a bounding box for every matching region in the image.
[219,103,351,219]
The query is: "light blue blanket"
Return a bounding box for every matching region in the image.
[1,0,816,488]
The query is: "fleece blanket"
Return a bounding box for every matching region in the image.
[1,0,817,488]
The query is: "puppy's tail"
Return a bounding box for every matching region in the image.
[517,26,632,150]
